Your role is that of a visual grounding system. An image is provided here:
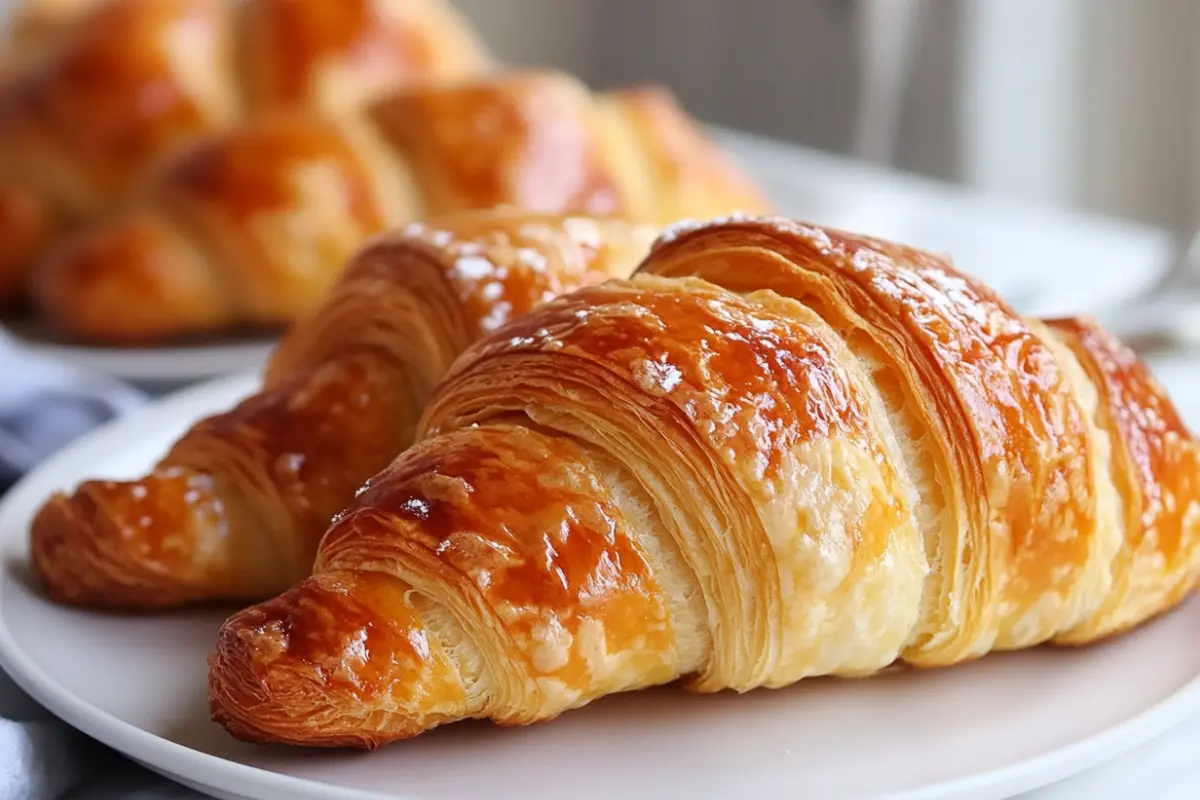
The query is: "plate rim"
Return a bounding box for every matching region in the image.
[0,374,1198,800]
[3,331,277,384]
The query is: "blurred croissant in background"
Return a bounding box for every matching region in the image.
[30,69,771,343]
[0,0,493,310]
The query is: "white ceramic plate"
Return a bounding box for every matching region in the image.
[1,321,276,387]
[2,369,1200,799]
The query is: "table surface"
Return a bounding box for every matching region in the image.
[5,134,1196,800]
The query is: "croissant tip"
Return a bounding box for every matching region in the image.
[29,481,203,610]
[30,492,103,605]
[207,596,388,750]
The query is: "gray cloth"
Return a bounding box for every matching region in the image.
[0,334,144,486]
[0,669,207,800]
[0,672,97,800]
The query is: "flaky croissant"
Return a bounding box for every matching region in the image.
[30,208,659,608]
[0,0,492,307]
[208,215,1200,749]
[32,70,770,343]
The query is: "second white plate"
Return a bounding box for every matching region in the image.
[1,372,1200,799]
[3,329,276,387]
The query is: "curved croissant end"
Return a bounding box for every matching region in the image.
[30,354,419,609]
[30,467,249,608]
[209,569,469,748]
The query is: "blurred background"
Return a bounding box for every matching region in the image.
[451,0,1199,236]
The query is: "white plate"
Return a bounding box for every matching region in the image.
[2,323,276,387]
[2,130,1177,387]
[2,369,1200,799]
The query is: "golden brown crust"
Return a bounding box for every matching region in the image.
[369,71,630,219]
[31,209,233,343]
[32,112,397,343]
[639,217,1117,661]
[31,210,655,609]
[1047,317,1200,641]
[209,215,1199,749]
[0,0,490,208]
[423,275,926,690]
[238,0,493,113]
[209,569,466,748]
[267,207,658,381]
[214,423,685,745]
[153,112,395,327]
[0,0,238,213]
[31,468,234,608]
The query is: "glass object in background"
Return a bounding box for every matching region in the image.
[851,0,923,165]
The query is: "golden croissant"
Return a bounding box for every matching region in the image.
[30,209,659,608]
[0,0,493,308]
[206,215,1200,749]
[30,69,770,342]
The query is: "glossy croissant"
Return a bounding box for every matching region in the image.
[0,0,492,308]
[30,209,659,608]
[208,215,1200,749]
[31,69,769,343]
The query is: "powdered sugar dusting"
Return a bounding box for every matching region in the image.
[653,212,790,249]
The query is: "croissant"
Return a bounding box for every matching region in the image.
[32,70,771,343]
[207,215,1200,749]
[30,208,659,608]
[0,0,492,308]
